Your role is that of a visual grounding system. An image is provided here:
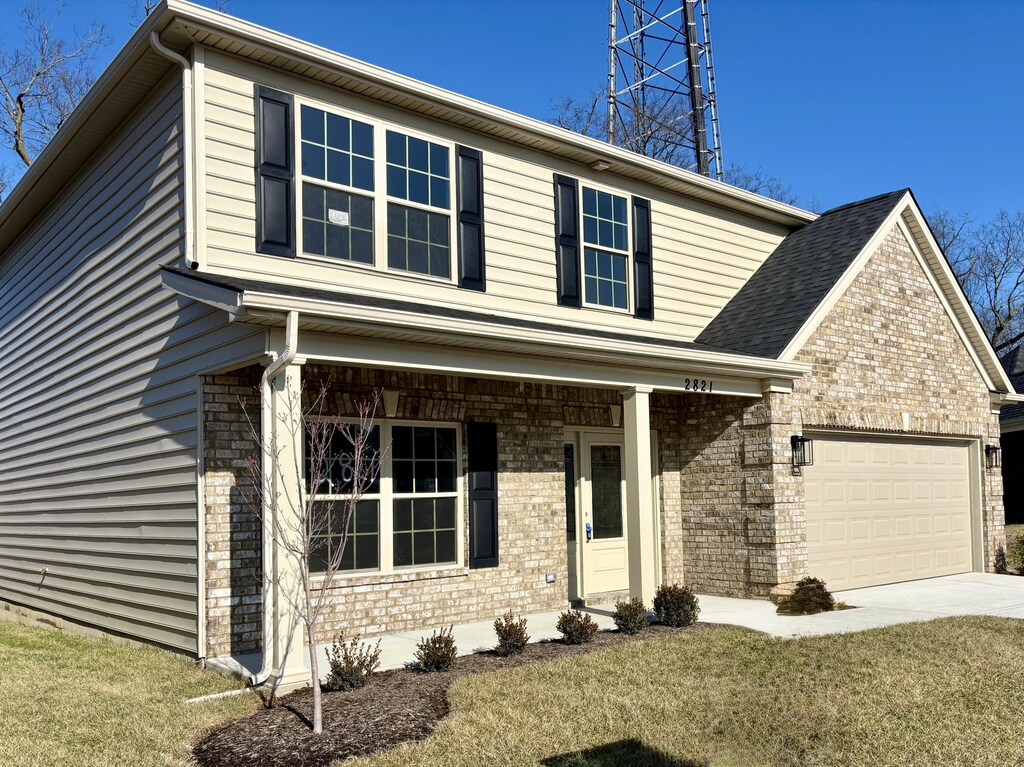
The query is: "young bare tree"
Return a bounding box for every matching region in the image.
[0,4,108,168]
[551,89,800,205]
[242,384,388,735]
[931,208,1024,353]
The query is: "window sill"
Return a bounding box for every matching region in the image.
[313,565,469,589]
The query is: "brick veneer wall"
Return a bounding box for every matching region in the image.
[780,223,1005,579]
[203,223,1005,644]
[203,365,669,652]
[203,366,263,657]
[675,222,1005,598]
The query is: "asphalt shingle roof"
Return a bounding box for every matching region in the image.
[695,189,908,358]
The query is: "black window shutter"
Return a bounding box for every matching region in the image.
[553,174,581,307]
[254,85,295,257]
[468,422,499,569]
[632,196,654,319]
[456,145,486,291]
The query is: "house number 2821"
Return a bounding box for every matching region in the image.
[683,378,713,393]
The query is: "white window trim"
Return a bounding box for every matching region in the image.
[307,418,464,579]
[294,96,458,284]
[579,181,632,314]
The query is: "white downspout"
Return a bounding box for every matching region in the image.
[150,31,197,270]
[151,29,203,661]
[250,311,300,687]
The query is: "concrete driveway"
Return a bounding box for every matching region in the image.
[697,572,1024,638]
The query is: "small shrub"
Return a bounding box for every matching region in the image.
[777,576,835,615]
[653,584,700,627]
[556,609,598,644]
[323,634,381,692]
[493,611,530,656]
[1007,532,1024,575]
[612,597,648,635]
[415,626,458,672]
[995,545,1009,575]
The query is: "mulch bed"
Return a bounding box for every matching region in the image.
[193,623,715,767]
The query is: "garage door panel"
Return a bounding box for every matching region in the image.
[804,435,973,590]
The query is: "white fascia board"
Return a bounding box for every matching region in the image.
[292,329,769,398]
[777,192,1012,395]
[165,0,814,227]
[241,291,811,382]
[894,215,997,392]
[900,196,1015,393]
[777,192,913,363]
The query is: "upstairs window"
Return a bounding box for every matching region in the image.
[385,131,452,279]
[581,187,629,310]
[300,106,376,264]
[300,105,374,190]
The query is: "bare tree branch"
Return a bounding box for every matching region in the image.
[0,164,11,203]
[722,163,798,206]
[551,91,801,205]
[0,3,108,167]
[239,383,388,735]
[930,208,1024,353]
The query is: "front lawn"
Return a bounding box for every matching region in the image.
[348,616,1024,767]
[0,619,257,767]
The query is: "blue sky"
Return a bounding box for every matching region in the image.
[8,0,1023,220]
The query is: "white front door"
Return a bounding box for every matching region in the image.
[579,433,630,596]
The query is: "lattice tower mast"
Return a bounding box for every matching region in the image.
[607,0,723,180]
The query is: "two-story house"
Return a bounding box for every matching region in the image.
[0,1,1017,689]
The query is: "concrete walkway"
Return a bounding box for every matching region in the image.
[311,573,1024,672]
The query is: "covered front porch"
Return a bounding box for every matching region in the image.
[164,267,812,688]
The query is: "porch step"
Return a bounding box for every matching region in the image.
[577,590,630,607]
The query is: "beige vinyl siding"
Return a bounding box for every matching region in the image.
[200,49,789,343]
[0,75,264,654]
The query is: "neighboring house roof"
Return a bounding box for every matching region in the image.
[1000,348,1024,422]
[696,190,908,358]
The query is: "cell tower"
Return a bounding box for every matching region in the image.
[607,0,723,180]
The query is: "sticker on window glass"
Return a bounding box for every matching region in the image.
[328,209,350,226]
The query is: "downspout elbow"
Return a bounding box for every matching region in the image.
[250,311,300,687]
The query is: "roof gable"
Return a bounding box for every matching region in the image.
[698,188,1016,394]
[696,190,907,358]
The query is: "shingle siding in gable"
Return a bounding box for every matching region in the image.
[0,75,264,654]
[696,190,908,358]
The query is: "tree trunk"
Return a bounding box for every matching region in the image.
[307,619,323,735]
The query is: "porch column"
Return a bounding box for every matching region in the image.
[622,386,658,604]
[269,360,308,688]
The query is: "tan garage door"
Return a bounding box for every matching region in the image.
[803,434,973,591]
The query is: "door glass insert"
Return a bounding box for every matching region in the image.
[590,444,623,539]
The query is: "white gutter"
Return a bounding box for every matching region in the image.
[249,310,300,687]
[149,31,197,269]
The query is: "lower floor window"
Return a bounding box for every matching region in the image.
[308,423,460,574]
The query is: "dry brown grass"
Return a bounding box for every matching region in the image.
[348,616,1024,767]
[0,620,257,767]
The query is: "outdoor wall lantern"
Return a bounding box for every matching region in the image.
[791,435,814,468]
[985,444,1002,470]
